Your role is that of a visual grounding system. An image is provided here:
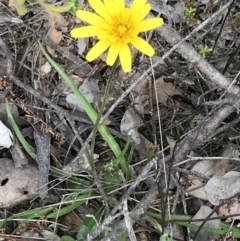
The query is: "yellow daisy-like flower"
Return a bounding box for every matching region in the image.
[70,0,163,72]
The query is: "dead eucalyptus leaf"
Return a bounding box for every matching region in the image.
[218,197,240,222]
[187,160,215,200]
[63,150,99,173]
[154,77,182,105]
[190,205,220,241]
[54,75,83,95]
[120,96,144,144]
[66,79,100,111]
[21,229,61,241]
[0,158,39,208]
[187,144,238,200]
[40,61,52,75]
[77,38,88,55]
[205,171,240,205]
[46,12,65,55]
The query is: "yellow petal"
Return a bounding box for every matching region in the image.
[109,34,118,42]
[136,18,164,32]
[93,0,114,25]
[130,4,151,24]
[107,41,120,66]
[121,8,131,26]
[88,0,106,17]
[86,39,111,61]
[71,26,98,38]
[130,36,155,56]
[103,13,115,26]
[119,43,131,72]
[130,0,147,11]
[97,29,111,39]
[122,35,132,44]
[76,10,103,27]
[104,0,116,20]
[128,29,140,38]
[113,0,125,10]
[113,0,125,20]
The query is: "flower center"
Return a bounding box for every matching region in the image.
[117,25,128,37]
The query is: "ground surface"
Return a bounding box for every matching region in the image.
[0,0,240,241]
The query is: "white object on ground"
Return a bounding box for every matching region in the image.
[0,121,13,149]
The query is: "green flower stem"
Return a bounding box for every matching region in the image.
[38,42,130,179]
[90,61,117,170]
[37,0,72,13]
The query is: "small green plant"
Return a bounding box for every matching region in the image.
[160,234,175,241]
[221,7,228,16]
[67,0,80,13]
[104,160,118,175]
[9,0,72,16]
[199,44,213,58]
[184,6,197,18]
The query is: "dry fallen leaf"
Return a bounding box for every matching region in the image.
[47,28,62,56]
[190,205,220,241]
[77,38,88,55]
[187,179,208,201]
[53,74,83,96]
[120,96,144,144]
[205,171,240,205]
[66,79,100,111]
[218,197,240,222]
[20,230,61,241]
[130,71,150,97]
[187,144,237,200]
[40,61,52,75]
[187,159,215,200]
[46,12,65,56]
[63,149,99,173]
[0,158,39,208]
[60,212,82,231]
[154,77,182,105]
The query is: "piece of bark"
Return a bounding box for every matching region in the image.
[9,140,28,167]
[33,125,51,199]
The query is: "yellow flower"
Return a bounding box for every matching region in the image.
[71,0,163,72]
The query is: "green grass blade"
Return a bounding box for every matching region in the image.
[61,236,75,241]
[222,222,240,238]
[77,208,103,240]
[114,133,131,178]
[47,193,92,218]
[47,200,83,218]
[0,206,54,229]
[13,206,55,219]
[50,167,91,190]
[119,232,128,241]
[5,99,36,160]
[146,211,240,238]
[38,42,131,179]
